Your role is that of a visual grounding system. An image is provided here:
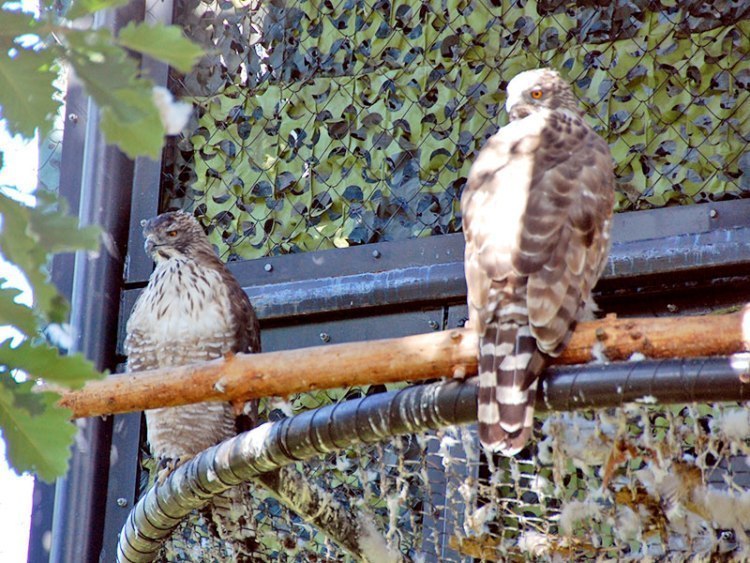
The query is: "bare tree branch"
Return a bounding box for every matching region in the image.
[60,308,750,419]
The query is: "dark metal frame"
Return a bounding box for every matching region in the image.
[28,2,149,562]
[29,2,750,560]
[122,198,750,324]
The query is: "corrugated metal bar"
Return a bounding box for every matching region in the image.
[116,356,750,562]
[544,355,750,410]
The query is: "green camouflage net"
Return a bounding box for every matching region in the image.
[164,0,750,261]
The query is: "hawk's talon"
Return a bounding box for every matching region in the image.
[156,456,183,485]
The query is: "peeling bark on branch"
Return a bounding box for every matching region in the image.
[562,311,750,363]
[61,309,750,419]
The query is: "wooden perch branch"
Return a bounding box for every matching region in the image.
[59,308,750,419]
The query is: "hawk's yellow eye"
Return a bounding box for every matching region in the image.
[530,88,543,100]
[167,230,178,237]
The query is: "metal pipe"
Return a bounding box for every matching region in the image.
[544,355,750,410]
[117,356,750,562]
[116,379,476,562]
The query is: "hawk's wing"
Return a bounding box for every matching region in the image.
[521,111,614,354]
[463,109,614,349]
[207,253,261,355]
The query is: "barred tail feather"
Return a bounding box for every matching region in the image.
[477,319,546,455]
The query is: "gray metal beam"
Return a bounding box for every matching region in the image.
[118,198,750,339]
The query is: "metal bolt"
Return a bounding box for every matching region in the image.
[709,208,718,218]
[68,113,78,124]
[264,263,273,272]
[319,332,330,343]
[116,498,128,507]
[428,320,439,330]
[666,303,678,313]
[372,249,381,259]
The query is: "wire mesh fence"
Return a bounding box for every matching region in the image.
[163,0,750,261]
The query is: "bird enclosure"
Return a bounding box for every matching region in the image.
[34,0,750,562]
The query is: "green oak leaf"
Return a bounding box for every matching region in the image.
[0,193,67,323]
[65,29,143,116]
[117,21,204,73]
[0,192,101,323]
[0,283,37,336]
[0,9,38,37]
[0,339,103,389]
[28,200,100,254]
[0,47,61,137]
[99,87,164,159]
[66,29,164,158]
[0,376,76,482]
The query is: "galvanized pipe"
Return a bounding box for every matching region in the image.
[117,356,750,562]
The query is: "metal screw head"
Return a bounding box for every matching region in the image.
[264,263,273,272]
[428,320,439,330]
[67,113,79,124]
[116,497,128,507]
[709,208,718,218]
[319,332,330,343]
[372,249,381,259]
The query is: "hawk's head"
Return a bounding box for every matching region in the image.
[140,211,212,262]
[504,68,581,122]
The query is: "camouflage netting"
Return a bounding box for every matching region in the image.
[163,0,750,261]
[439,403,750,561]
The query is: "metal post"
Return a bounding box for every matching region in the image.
[47,3,144,561]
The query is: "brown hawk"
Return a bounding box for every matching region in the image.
[461,68,615,455]
[125,210,259,558]
[126,211,394,560]
[126,210,259,464]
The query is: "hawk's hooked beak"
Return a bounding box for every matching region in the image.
[508,104,531,122]
[144,235,159,256]
[144,234,174,262]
